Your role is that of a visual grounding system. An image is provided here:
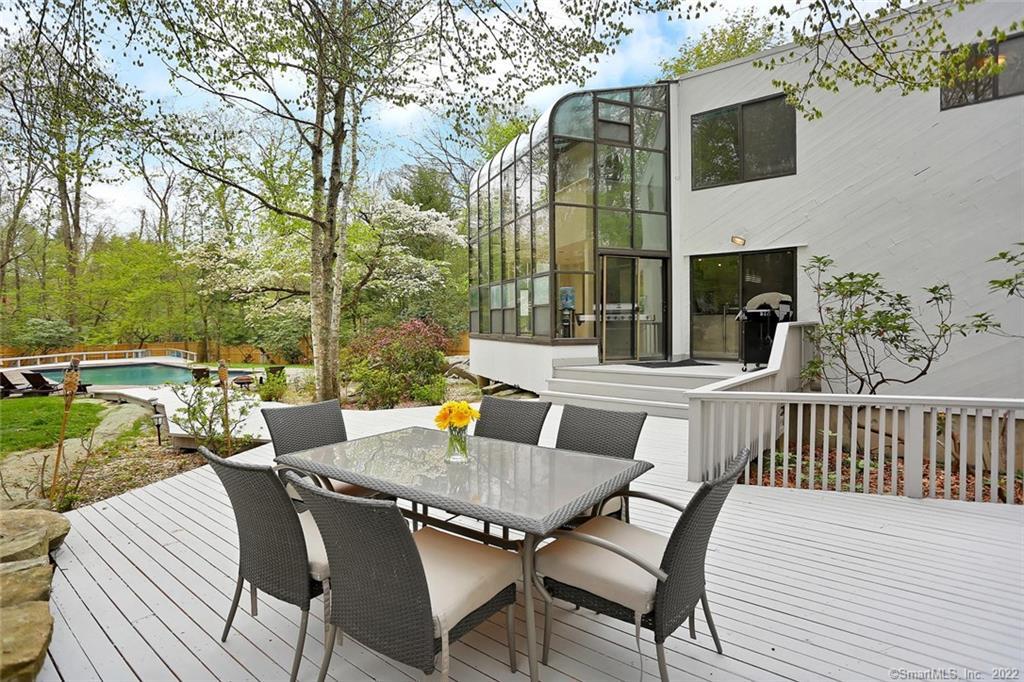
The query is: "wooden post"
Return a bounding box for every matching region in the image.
[687,398,704,482]
[904,404,924,498]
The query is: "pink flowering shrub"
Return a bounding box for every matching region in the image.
[342,319,450,408]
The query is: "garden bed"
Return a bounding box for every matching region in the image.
[741,448,1024,504]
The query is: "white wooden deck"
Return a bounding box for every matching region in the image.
[43,405,1024,682]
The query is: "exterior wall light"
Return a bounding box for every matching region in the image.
[731,235,746,246]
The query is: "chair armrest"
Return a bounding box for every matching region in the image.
[546,530,668,582]
[274,466,330,490]
[597,490,688,516]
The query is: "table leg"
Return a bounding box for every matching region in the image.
[521,534,539,682]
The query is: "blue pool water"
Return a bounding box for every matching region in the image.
[40,363,247,386]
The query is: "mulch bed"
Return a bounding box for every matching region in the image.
[740,447,1024,504]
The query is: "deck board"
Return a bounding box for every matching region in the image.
[47,405,1024,681]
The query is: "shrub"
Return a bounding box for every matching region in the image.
[15,318,79,354]
[342,319,450,408]
[169,382,258,455]
[257,371,288,401]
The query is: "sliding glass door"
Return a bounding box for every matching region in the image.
[690,249,796,359]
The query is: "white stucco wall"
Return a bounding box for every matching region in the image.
[669,1,1024,397]
[468,339,598,394]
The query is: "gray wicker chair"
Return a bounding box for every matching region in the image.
[287,474,521,682]
[473,396,552,445]
[534,448,751,681]
[199,447,328,682]
[555,404,648,522]
[261,400,372,497]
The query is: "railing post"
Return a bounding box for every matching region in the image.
[904,404,924,498]
[688,397,704,482]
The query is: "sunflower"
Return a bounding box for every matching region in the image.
[434,403,453,430]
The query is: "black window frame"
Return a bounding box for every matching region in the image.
[940,32,1024,111]
[690,93,796,191]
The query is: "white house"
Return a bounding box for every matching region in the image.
[468,0,1023,408]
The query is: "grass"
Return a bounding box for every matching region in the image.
[0,397,106,457]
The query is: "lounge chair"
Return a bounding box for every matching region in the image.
[1,372,29,398]
[20,372,63,396]
[22,371,91,396]
[191,367,211,383]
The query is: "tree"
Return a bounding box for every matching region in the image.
[754,1,1022,118]
[661,7,784,77]
[972,242,1024,340]
[109,0,671,400]
[1,0,140,323]
[802,255,992,394]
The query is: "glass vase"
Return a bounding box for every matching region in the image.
[446,427,469,463]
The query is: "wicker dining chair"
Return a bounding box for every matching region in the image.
[199,448,328,682]
[534,449,751,682]
[473,396,552,445]
[555,404,648,521]
[287,474,521,682]
[261,400,373,497]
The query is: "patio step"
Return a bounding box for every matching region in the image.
[538,389,690,419]
[546,378,690,404]
[551,364,732,389]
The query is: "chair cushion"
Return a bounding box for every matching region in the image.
[297,511,330,581]
[535,516,668,615]
[413,527,520,635]
[328,479,374,497]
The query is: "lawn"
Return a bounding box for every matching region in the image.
[0,397,106,457]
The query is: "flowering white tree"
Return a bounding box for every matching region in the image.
[180,194,459,354]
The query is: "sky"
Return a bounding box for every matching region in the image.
[48,2,777,232]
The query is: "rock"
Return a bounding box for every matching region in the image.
[0,557,52,606]
[0,528,47,563]
[0,499,53,512]
[0,602,53,682]
[0,510,71,553]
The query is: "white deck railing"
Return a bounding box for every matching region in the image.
[0,348,198,368]
[688,323,1023,504]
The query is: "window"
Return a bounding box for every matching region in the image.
[691,94,796,189]
[941,34,1024,109]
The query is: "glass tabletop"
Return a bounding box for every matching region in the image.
[276,426,653,535]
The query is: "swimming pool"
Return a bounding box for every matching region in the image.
[39,363,248,386]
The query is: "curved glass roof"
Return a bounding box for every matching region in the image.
[470,84,668,194]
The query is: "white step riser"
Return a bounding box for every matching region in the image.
[552,367,726,389]
[546,378,690,404]
[539,391,690,420]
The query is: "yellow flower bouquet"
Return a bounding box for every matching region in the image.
[435,400,480,462]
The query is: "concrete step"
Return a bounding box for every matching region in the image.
[552,365,732,389]
[545,378,690,404]
[539,390,690,420]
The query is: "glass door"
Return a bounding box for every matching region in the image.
[691,255,741,359]
[602,256,635,361]
[600,256,667,362]
[690,249,796,359]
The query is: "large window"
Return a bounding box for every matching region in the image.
[940,34,1024,110]
[691,94,796,190]
[469,84,670,341]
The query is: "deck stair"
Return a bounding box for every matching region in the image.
[540,362,737,419]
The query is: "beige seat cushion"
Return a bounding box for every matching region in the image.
[535,516,668,615]
[413,527,521,635]
[328,479,374,497]
[297,511,330,581]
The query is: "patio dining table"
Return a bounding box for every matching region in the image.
[275,425,654,682]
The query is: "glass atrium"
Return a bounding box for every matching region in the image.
[468,84,671,361]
